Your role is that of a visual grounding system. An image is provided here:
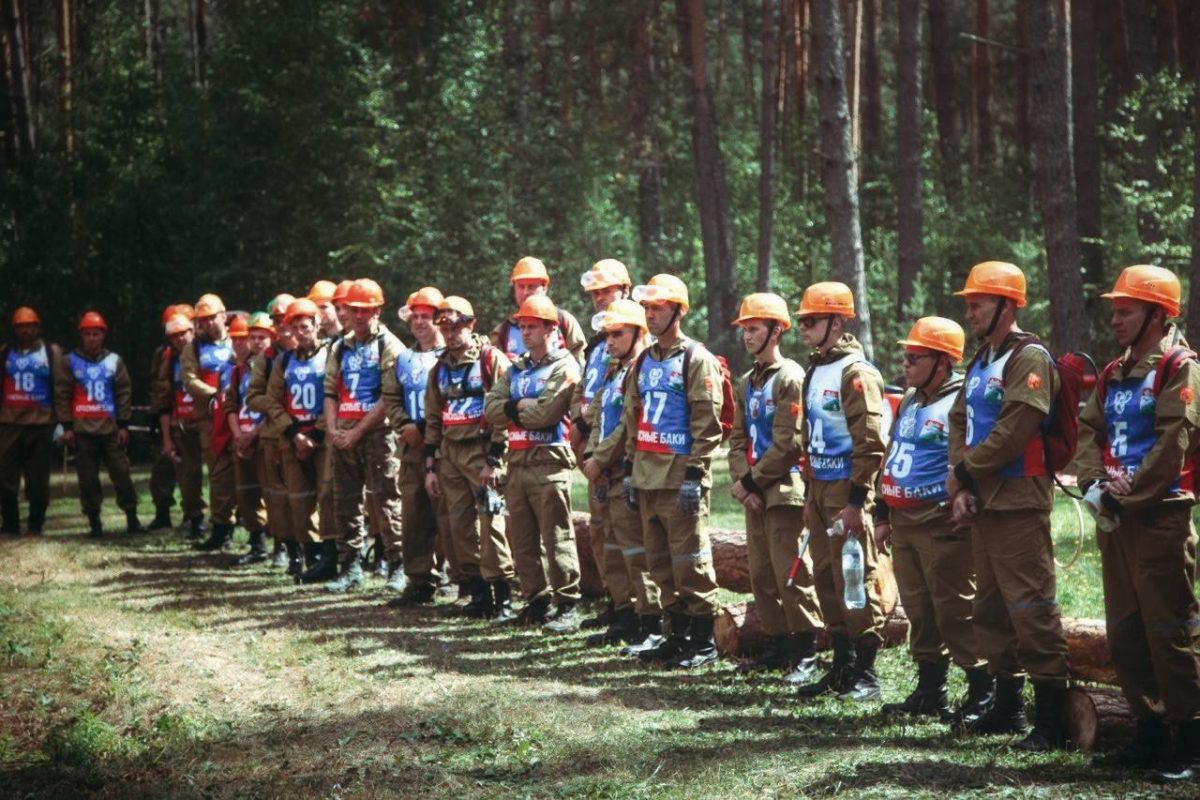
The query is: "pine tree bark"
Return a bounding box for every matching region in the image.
[844,0,861,153]
[630,1,663,266]
[810,0,874,358]
[1024,0,1089,353]
[757,0,780,291]
[191,0,207,88]
[145,0,162,82]
[676,0,740,359]
[1072,0,1103,291]
[971,0,993,168]
[790,0,809,198]
[927,0,965,205]
[1122,0,1164,247]
[861,0,881,158]
[896,0,924,317]
[1186,3,1200,344]
[1014,0,1029,151]
[2,0,36,155]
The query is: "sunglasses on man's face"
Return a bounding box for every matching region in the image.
[796,315,828,330]
[902,353,936,366]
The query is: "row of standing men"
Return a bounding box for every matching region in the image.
[1,259,1199,778]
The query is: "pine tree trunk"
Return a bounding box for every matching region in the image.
[1154,0,1179,72]
[792,0,809,199]
[630,1,663,267]
[1024,0,1089,353]
[191,0,207,88]
[844,0,861,153]
[927,0,964,205]
[1072,0,1103,293]
[1014,0,1029,151]
[2,0,36,155]
[1186,3,1200,344]
[971,0,993,168]
[896,0,923,317]
[810,0,874,358]
[1122,0,1164,246]
[676,0,740,360]
[861,0,881,158]
[145,0,162,82]
[757,0,780,291]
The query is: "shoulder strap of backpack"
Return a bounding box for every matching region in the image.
[632,347,651,398]
[1153,345,1199,397]
[999,333,1046,383]
[682,341,698,394]
[1096,357,1124,405]
[480,345,497,390]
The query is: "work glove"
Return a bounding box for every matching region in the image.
[622,476,638,510]
[1082,484,1119,533]
[677,479,703,515]
[592,482,609,504]
[478,486,506,516]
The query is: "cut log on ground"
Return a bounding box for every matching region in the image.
[1062,617,1117,685]
[1066,686,1136,753]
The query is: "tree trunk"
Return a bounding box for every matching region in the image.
[191,0,207,87]
[971,0,993,168]
[861,0,881,158]
[809,0,874,358]
[1122,0,1164,247]
[927,0,965,205]
[757,0,780,291]
[630,1,663,266]
[1072,0,1103,295]
[1061,617,1117,685]
[1014,0,1029,152]
[844,0,861,153]
[559,0,572,123]
[1187,12,1200,344]
[55,0,74,161]
[502,0,528,130]
[743,0,758,123]
[532,0,550,98]
[896,0,923,317]
[1,0,36,155]
[791,0,809,199]
[145,0,162,82]
[676,0,740,360]
[1154,0,1179,73]
[1066,686,1137,753]
[1024,0,1089,353]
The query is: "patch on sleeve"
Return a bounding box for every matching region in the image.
[703,377,714,392]
[1182,387,1195,405]
[790,402,801,416]
[1026,372,1042,391]
[852,376,864,393]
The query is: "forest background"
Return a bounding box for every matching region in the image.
[1,0,1197,387]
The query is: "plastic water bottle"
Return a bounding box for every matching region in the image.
[842,535,867,610]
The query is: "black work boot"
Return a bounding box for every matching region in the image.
[671,615,718,669]
[271,540,289,569]
[194,522,233,551]
[1017,682,1069,751]
[545,602,581,634]
[638,612,691,663]
[795,634,855,697]
[187,516,207,540]
[737,634,790,674]
[1160,719,1200,782]
[464,577,496,619]
[783,631,821,685]
[883,660,950,717]
[233,530,269,566]
[948,667,996,727]
[125,509,145,534]
[621,615,664,657]
[586,607,640,647]
[147,506,173,531]
[372,536,388,578]
[325,557,365,594]
[389,578,439,608]
[959,675,1028,735]
[837,638,881,701]
[1092,717,1169,768]
[489,580,515,620]
[0,496,19,534]
[580,599,615,630]
[508,596,552,626]
[384,564,408,593]
[87,512,104,538]
[26,503,47,535]
[285,541,304,577]
[300,540,338,583]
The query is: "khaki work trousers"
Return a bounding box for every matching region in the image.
[437,438,512,582]
[746,504,822,637]
[1099,504,1200,722]
[168,424,205,520]
[892,522,983,668]
[972,508,1069,685]
[149,450,175,511]
[198,418,236,526]
[505,462,580,603]
[260,438,298,542]
[280,440,323,543]
[234,447,267,534]
[806,480,885,644]
[399,458,443,588]
[0,423,53,516]
[73,432,137,515]
[330,428,402,563]
[605,491,664,615]
[638,487,720,618]
[589,489,635,608]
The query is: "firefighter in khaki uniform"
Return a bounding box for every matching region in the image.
[225,313,273,565]
[154,311,208,539]
[252,294,299,570]
[1076,265,1200,779]
[582,300,667,649]
[56,312,143,537]
[621,274,724,670]
[382,287,448,605]
[323,279,406,594]
[0,307,63,535]
[794,282,891,701]
[874,317,992,722]
[182,293,238,551]
[423,296,515,618]
[266,299,329,578]
[727,294,823,681]
[492,257,587,364]
[572,260,636,632]
[147,304,187,530]
[484,295,583,630]
[946,261,1069,751]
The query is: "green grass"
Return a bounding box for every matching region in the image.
[0,465,1194,798]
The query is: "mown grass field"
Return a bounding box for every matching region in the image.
[0,465,1190,798]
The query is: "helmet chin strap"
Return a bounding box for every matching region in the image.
[917,355,945,393]
[817,316,836,349]
[1129,302,1157,349]
[982,298,1006,340]
[754,322,777,357]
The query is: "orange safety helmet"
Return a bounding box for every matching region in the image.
[346,278,385,308]
[897,316,965,362]
[797,282,856,318]
[284,297,320,324]
[308,280,338,304]
[1101,264,1181,318]
[268,293,296,319]
[194,293,227,318]
[228,315,250,338]
[78,311,108,331]
[580,259,632,292]
[161,304,180,325]
[399,286,445,322]
[332,279,355,305]
[174,303,196,320]
[733,293,792,330]
[511,256,550,285]
[513,294,559,324]
[164,314,193,336]
[632,274,690,312]
[436,296,476,322]
[954,261,1027,308]
[12,307,39,326]
[591,298,648,333]
[247,311,275,335]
